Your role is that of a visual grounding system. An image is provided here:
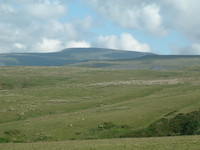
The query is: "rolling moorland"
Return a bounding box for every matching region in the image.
[1,47,200,70]
[0,48,155,66]
[0,48,200,149]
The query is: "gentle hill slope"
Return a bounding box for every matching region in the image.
[1,47,200,70]
[71,55,200,70]
[0,48,154,66]
[0,66,200,143]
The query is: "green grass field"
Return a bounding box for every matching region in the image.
[0,66,200,149]
[1,136,200,150]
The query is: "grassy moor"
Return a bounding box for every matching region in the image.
[0,66,200,149]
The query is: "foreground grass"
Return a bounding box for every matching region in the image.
[0,66,200,143]
[0,136,200,150]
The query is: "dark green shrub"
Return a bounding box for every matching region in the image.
[170,111,200,135]
[0,137,10,143]
[181,120,199,135]
[128,110,200,138]
[170,113,188,134]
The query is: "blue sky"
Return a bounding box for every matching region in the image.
[0,0,199,54]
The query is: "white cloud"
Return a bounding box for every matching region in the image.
[0,0,94,53]
[174,43,200,55]
[86,0,200,54]
[161,0,200,54]
[26,0,66,20]
[86,0,167,36]
[14,43,25,50]
[35,38,63,53]
[1,0,200,55]
[65,41,91,48]
[162,0,200,42]
[192,44,200,53]
[0,4,16,14]
[141,4,168,36]
[93,33,151,52]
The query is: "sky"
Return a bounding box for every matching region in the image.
[0,0,200,55]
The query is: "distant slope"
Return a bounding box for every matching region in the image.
[71,55,200,70]
[1,48,200,70]
[0,48,155,66]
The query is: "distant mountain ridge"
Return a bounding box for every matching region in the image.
[0,47,155,66]
[1,47,200,70]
